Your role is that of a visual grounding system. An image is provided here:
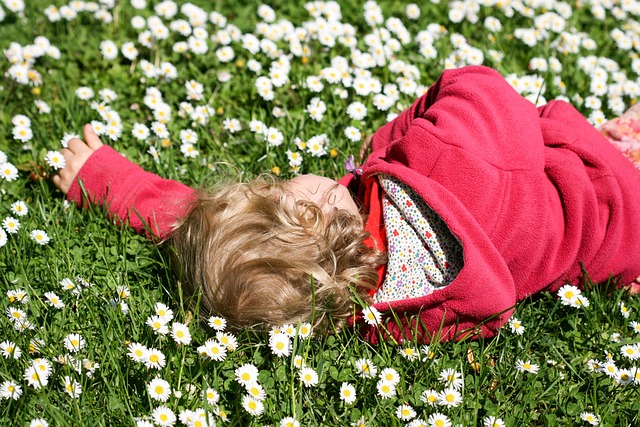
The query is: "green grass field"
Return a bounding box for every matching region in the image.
[1,0,640,425]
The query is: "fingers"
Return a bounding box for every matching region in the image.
[83,124,104,151]
[66,137,90,154]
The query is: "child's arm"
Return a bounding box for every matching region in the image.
[53,124,196,239]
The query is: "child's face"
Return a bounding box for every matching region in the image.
[285,174,359,217]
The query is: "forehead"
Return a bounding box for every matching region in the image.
[287,174,336,192]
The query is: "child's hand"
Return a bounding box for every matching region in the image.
[52,124,104,194]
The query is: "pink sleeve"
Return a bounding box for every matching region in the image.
[67,146,196,239]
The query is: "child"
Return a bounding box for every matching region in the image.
[53,66,640,344]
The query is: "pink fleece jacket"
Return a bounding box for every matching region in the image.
[68,66,640,344]
[341,66,640,343]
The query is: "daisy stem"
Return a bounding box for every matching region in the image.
[176,344,186,393]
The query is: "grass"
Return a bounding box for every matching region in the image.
[1,0,640,426]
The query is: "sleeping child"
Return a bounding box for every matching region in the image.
[52,66,640,344]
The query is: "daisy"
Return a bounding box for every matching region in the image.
[60,278,75,291]
[484,416,505,427]
[400,346,419,360]
[241,394,264,416]
[568,294,590,308]
[3,217,20,234]
[293,354,307,369]
[0,379,22,400]
[63,376,82,398]
[344,126,362,142]
[153,302,173,322]
[630,321,640,334]
[265,127,284,147]
[586,359,602,372]
[147,315,169,335]
[379,367,400,385]
[30,229,50,245]
[427,413,451,427]
[10,201,28,216]
[280,417,300,427]
[245,382,266,401]
[580,412,600,426]
[100,40,118,60]
[12,114,31,127]
[346,101,367,120]
[355,358,377,378]
[152,406,176,427]
[64,333,85,353]
[299,367,319,387]
[420,389,439,406]
[7,307,27,323]
[83,358,99,377]
[7,288,28,304]
[216,332,237,350]
[439,368,464,390]
[396,404,416,420]
[515,359,540,374]
[12,125,33,142]
[75,86,94,100]
[148,378,171,402]
[620,302,631,318]
[339,382,356,404]
[205,388,220,405]
[44,291,64,308]
[201,338,227,361]
[29,419,48,427]
[437,387,463,407]
[297,322,312,338]
[282,324,296,337]
[223,118,242,133]
[0,162,19,181]
[235,363,259,387]
[509,317,525,334]
[362,306,381,325]
[24,365,48,389]
[44,150,66,170]
[180,143,199,158]
[0,340,21,359]
[171,322,192,345]
[269,333,291,357]
[376,379,396,398]
[145,348,167,369]
[208,316,227,331]
[33,99,51,114]
[620,344,640,360]
[32,359,52,379]
[557,284,581,304]
[132,123,150,140]
[617,368,634,385]
[115,285,130,300]
[0,229,6,247]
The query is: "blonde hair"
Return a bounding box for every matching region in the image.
[167,175,385,331]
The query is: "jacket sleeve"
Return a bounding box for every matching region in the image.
[67,146,196,239]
